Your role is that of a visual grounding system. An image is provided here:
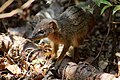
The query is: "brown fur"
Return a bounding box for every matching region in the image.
[31,5,95,68]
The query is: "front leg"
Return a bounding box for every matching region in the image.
[50,42,59,59]
[54,43,70,69]
[53,43,59,57]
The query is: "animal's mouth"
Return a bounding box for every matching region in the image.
[28,34,47,41]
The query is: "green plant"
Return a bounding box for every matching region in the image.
[93,0,120,15]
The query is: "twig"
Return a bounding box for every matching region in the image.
[91,23,111,63]
[111,21,120,24]
[91,10,112,63]
[0,9,23,18]
[0,0,35,19]
[21,0,35,9]
[0,0,14,13]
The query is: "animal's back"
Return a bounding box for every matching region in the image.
[57,6,95,47]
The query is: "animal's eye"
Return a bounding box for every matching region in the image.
[38,30,44,34]
[34,29,45,37]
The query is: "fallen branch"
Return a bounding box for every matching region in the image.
[0,9,23,19]
[0,0,14,13]
[0,0,35,19]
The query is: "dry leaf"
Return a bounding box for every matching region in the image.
[0,58,5,70]
[6,64,21,74]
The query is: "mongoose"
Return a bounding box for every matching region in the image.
[30,5,95,68]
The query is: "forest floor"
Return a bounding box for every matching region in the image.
[0,0,120,80]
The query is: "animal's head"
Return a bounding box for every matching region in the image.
[30,19,58,40]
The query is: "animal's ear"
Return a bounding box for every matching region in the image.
[49,21,57,30]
